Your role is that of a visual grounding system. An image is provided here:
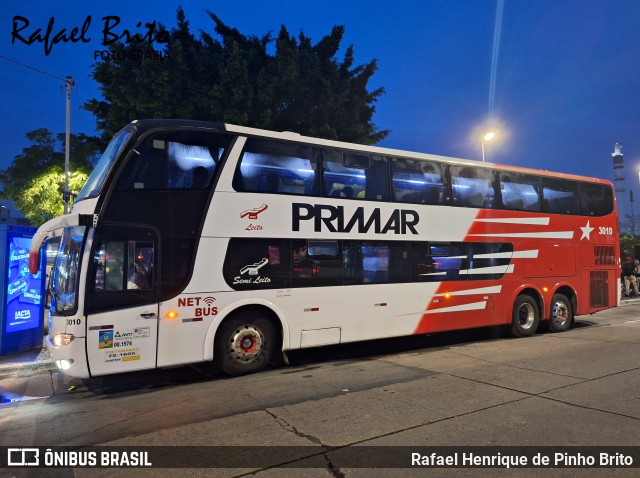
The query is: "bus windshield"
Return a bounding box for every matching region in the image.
[51,226,86,314]
[75,128,133,202]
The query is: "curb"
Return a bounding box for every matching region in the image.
[619,298,640,306]
[0,341,55,380]
[0,361,56,380]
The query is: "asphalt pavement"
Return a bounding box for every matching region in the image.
[1,297,639,381]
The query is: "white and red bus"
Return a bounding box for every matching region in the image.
[30,120,619,378]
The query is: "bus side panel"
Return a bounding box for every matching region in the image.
[157,237,238,367]
[270,283,438,348]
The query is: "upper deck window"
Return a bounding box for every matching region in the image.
[450,165,497,208]
[391,158,446,205]
[115,131,231,191]
[542,178,579,214]
[500,173,541,211]
[234,138,318,195]
[579,182,614,216]
[322,151,390,201]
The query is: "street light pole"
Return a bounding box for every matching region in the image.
[481,130,496,162]
[64,76,75,215]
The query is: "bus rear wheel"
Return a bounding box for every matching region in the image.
[215,314,275,376]
[511,295,540,337]
[549,293,572,332]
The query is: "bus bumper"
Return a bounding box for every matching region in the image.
[46,334,90,378]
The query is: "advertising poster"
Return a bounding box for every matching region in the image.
[4,233,43,333]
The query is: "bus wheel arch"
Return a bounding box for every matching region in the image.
[511,290,542,337]
[213,305,283,376]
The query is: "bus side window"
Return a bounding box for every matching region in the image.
[292,240,343,287]
[466,242,513,280]
[391,158,445,204]
[450,166,496,208]
[542,178,579,214]
[344,241,409,284]
[322,150,365,199]
[578,182,613,216]
[411,242,467,282]
[224,238,292,289]
[235,138,318,195]
[499,173,540,211]
[116,133,228,190]
[364,156,391,201]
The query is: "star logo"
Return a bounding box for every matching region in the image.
[580,221,594,241]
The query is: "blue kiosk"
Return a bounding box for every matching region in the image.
[0,224,45,355]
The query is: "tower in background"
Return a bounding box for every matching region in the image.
[612,143,638,235]
[612,143,625,196]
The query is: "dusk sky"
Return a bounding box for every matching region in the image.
[2,0,640,219]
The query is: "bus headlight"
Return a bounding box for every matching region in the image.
[53,333,75,347]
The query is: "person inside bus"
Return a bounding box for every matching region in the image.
[622,256,638,297]
[191,166,209,188]
[127,263,150,290]
[258,172,280,193]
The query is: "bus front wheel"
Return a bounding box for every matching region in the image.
[511,295,540,337]
[215,314,276,376]
[548,293,572,332]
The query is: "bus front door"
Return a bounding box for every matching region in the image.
[85,225,160,376]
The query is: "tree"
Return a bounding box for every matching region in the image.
[16,169,89,225]
[84,8,389,145]
[0,129,101,224]
[620,234,640,259]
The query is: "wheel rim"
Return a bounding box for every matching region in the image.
[518,303,535,329]
[229,325,264,363]
[551,301,569,327]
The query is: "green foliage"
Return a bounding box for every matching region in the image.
[15,169,89,225]
[84,7,389,145]
[0,129,101,225]
[620,234,640,259]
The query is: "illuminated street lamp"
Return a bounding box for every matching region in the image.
[481,130,496,163]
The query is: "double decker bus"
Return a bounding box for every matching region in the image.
[30,120,619,378]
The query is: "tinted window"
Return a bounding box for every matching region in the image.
[411,242,467,282]
[225,239,292,290]
[579,182,614,216]
[292,240,343,287]
[115,131,230,190]
[234,138,318,195]
[86,225,158,313]
[391,158,446,205]
[322,150,367,199]
[77,129,132,201]
[465,242,513,281]
[93,240,154,292]
[322,151,390,201]
[450,166,497,208]
[542,178,579,214]
[499,173,540,211]
[343,241,410,284]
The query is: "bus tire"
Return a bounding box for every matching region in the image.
[549,293,572,333]
[511,295,540,337]
[215,314,276,376]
